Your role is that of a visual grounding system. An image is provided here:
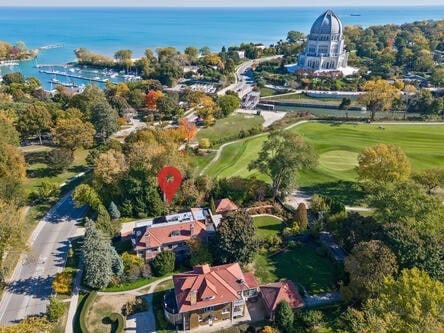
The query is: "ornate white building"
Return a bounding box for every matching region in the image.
[298,9,348,71]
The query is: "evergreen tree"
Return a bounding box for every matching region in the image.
[151,251,175,276]
[293,203,308,230]
[209,196,216,214]
[82,219,113,289]
[110,246,124,276]
[213,210,257,266]
[275,300,294,331]
[108,201,121,220]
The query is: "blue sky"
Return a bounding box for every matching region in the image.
[1,0,443,6]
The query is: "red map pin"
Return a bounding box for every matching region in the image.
[157,166,183,204]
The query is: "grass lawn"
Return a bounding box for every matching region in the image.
[195,113,264,146]
[253,242,339,294]
[203,122,444,204]
[253,215,283,238]
[22,146,89,194]
[267,93,360,106]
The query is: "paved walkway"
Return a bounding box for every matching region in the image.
[123,276,172,333]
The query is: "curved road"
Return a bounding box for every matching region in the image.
[0,192,87,324]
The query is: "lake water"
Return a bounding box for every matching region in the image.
[1,6,443,89]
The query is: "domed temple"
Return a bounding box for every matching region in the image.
[297,9,348,71]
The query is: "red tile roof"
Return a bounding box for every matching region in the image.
[173,263,259,313]
[215,198,239,213]
[261,280,304,313]
[133,220,207,250]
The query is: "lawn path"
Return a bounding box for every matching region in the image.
[199,120,309,176]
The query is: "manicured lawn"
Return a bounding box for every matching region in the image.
[253,215,283,238]
[195,113,264,146]
[23,146,90,194]
[203,122,444,204]
[267,93,360,106]
[254,242,339,294]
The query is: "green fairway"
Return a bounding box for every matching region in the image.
[254,242,339,293]
[203,122,444,203]
[195,113,264,146]
[253,215,283,238]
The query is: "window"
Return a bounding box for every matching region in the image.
[204,306,214,313]
[222,308,230,314]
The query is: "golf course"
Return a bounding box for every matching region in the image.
[202,121,444,204]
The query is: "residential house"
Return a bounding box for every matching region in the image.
[165,263,259,331]
[132,208,213,262]
[260,280,304,320]
[215,198,238,214]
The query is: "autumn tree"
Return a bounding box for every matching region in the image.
[249,131,318,199]
[344,268,444,332]
[196,95,218,126]
[51,117,95,152]
[292,203,308,230]
[412,168,444,193]
[213,210,257,266]
[93,149,128,186]
[356,144,411,183]
[178,118,197,141]
[0,143,26,183]
[16,102,52,144]
[145,89,164,109]
[342,240,398,301]
[358,80,400,120]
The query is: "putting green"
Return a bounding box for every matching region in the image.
[318,150,359,171]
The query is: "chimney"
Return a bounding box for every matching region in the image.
[190,223,194,236]
[144,233,150,247]
[190,290,197,305]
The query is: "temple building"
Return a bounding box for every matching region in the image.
[297,9,348,71]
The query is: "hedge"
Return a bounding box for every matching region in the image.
[109,313,125,333]
[79,291,97,333]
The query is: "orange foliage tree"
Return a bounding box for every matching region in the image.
[145,90,164,109]
[178,118,198,141]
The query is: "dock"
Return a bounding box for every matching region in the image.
[39,70,109,83]
[37,44,64,50]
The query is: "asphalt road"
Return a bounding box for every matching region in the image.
[0,192,87,325]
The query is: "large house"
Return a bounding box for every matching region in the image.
[131,208,213,262]
[165,263,259,331]
[260,280,304,320]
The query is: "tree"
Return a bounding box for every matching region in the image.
[342,240,398,301]
[90,100,119,141]
[184,46,199,60]
[82,219,113,289]
[358,80,400,121]
[412,168,444,193]
[287,30,305,43]
[178,118,197,141]
[156,95,182,118]
[292,203,308,230]
[213,210,257,266]
[188,238,213,267]
[108,201,121,220]
[0,316,52,333]
[217,94,241,118]
[46,148,74,173]
[0,143,26,182]
[356,144,411,183]
[345,268,444,332]
[151,250,175,276]
[93,149,128,186]
[249,131,318,199]
[383,223,444,282]
[274,300,294,331]
[367,180,442,230]
[110,246,124,276]
[196,95,217,126]
[73,184,102,211]
[16,102,52,144]
[51,118,95,152]
[145,89,164,109]
[46,296,65,322]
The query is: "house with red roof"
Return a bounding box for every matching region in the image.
[260,280,304,320]
[215,198,239,214]
[164,263,259,330]
[131,208,216,262]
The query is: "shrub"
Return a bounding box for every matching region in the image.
[47,296,65,322]
[52,271,73,295]
[122,296,148,316]
[109,313,125,332]
[275,300,294,330]
[298,310,325,328]
[79,291,97,333]
[151,251,176,276]
[199,138,211,149]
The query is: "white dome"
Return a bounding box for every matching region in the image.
[310,10,343,35]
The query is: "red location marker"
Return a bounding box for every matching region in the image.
[157,166,183,204]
